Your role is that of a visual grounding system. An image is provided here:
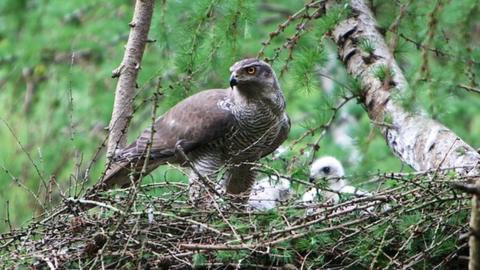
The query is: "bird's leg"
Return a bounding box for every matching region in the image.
[188,168,221,209]
[223,163,256,206]
[175,144,225,209]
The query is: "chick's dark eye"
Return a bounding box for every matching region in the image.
[246,67,256,75]
[321,166,331,174]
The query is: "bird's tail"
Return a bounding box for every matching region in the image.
[82,163,130,200]
[100,163,136,190]
[84,161,158,200]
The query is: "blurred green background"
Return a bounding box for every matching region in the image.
[0,0,479,232]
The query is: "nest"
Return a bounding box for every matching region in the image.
[1,171,471,269]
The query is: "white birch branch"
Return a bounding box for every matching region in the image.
[106,0,155,159]
[330,1,480,268]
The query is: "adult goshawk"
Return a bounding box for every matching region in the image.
[101,58,290,206]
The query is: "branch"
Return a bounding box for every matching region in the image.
[459,84,480,95]
[66,197,125,214]
[453,182,480,197]
[106,0,155,159]
[330,1,480,269]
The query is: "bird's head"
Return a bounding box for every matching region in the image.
[309,156,345,184]
[229,58,279,95]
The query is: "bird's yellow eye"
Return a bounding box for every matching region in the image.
[246,67,256,75]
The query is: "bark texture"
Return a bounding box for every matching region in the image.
[107,0,155,159]
[472,198,480,270]
[330,1,480,268]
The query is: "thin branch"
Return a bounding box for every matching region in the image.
[459,84,480,95]
[66,197,124,214]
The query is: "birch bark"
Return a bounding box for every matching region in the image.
[330,1,480,268]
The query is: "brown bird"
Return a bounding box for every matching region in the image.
[99,58,290,206]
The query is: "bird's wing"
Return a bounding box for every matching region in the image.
[119,89,234,162]
[100,89,234,189]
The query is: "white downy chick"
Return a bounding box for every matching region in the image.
[248,175,292,211]
[302,156,370,212]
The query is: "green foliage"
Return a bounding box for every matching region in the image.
[215,250,248,264]
[192,253,207,267]
[270,243,295,265]
[373,63,394,83]
[295,232,331,252]
[359,38,375,54]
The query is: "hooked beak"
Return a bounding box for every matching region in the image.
[229,74,238,89]
[309,176,315,183]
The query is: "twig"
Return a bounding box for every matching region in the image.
[458,84,480,95]
[66,197,124,214]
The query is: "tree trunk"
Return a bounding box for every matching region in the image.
[471,197,480,269]
[106,0,155,160]
[330,0,480,268]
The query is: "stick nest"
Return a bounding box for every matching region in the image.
[1,171,472,269]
